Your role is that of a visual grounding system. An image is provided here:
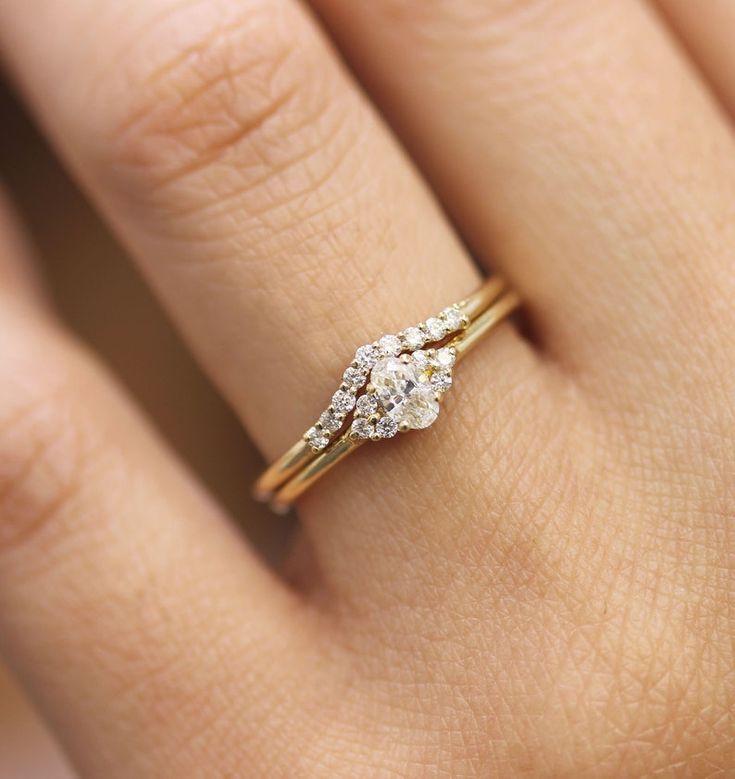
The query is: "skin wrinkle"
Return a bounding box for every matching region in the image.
[115,113,399,379]
[320,418,732,776]
[155,101,360,231]
[62,572,328,775]
[102,33,322,195]
[113,18,292,146]
[0,351,95,559]
[144,84,300,194]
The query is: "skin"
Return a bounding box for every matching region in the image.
[0,0,733,775]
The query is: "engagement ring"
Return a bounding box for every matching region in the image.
[255,277,519,512]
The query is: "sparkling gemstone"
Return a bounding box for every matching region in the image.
[378,334,402,356]
[423,317,446,342]
[355,344,378,369]
[370,356,440,430]
[430,370,453,393]
[343,366,366,389]
[319,409,342,433]
[411,350,431,368]
[332,389,355,415]
[402,326,425,350]
[356,393,378,417]
[376,416,399,438]
[434,347,456,369]
[351,417,374,439]
[306,426,329,450]
[441,306,464,331]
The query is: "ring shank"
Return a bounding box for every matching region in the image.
[253,439,313,502]
[460,275,507,321]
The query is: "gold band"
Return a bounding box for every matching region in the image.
[255,278,519,512]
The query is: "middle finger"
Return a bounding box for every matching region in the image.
[310,0,735,412]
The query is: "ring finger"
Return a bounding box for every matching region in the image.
[0,0,509,460]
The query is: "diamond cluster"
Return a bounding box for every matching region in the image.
[304,304,467,452]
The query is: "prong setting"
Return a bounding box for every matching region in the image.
[303,300,468,450]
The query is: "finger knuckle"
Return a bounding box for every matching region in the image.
[93,2,343,201]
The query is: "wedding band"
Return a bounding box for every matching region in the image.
[255,277,519,512]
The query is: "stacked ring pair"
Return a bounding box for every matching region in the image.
[255,277,519,512]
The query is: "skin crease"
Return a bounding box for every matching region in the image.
[0,0,732,776]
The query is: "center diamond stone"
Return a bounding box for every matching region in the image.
[370,356,440,430]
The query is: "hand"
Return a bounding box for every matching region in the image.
[0,1,732,775]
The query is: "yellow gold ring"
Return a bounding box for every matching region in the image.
[255,277,519,512]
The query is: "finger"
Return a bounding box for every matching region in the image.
[308,0,735,406]
[0,203,320,776]
[0,0,497,463]
[653,0,735,117]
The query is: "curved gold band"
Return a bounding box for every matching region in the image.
[255,278,519,512]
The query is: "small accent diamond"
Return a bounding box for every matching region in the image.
[356,393,378,417]
[402,326,425,351]
[424,317,446,342]
[355,344,378,369]
[441,306,464,331]
[306,426,329,450]
[412,350,430,365]
[434,347,456,369]
[332,389,355,415]
[376,415,399,438]
[351,417,374,439]
[319,409,342,433]
[430,371,453,393]
[343,366,366,389]
[378,334,402,356]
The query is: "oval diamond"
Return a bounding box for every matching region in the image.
[370,356,439,430]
